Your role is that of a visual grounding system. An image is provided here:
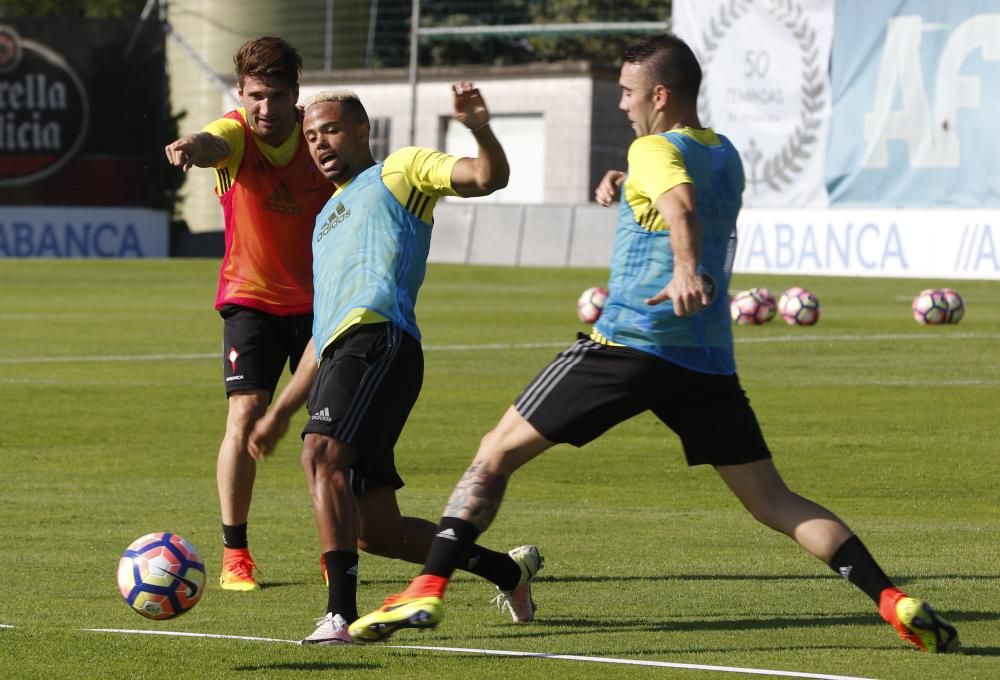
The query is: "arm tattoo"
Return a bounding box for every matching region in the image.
[443,461,508,532]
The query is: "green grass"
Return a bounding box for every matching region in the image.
[1,259,998,679]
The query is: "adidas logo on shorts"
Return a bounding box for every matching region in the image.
[311,407,332,422]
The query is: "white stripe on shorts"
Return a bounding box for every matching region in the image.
[334,325,401,443]
[515,338,595,419]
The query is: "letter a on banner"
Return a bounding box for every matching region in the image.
[672,0,835,208]
[826,1,1000,207]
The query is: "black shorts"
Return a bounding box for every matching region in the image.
[515,336,771,467]
[302,323,423,494]
[221,304,313,398]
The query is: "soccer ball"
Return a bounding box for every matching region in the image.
[778,287,820,326]
[939,287,964,323]
[117,532,206,620]
[753,287,776,314]
[912,289,949,325]
[577,286,609,323]
[730,288,776,325]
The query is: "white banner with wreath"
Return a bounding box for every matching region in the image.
[673,0,834,209]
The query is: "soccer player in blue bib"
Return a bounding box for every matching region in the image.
[350,34,959,654]
[249,83,543,644]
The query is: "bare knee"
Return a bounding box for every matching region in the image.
[301,435,354,488]
[225,392,268,443]
[744,499,784,531]
[476,427,526,477]
[358,525,400,557]
[735,482,799,532]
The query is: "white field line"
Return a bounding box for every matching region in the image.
[389,645,877,680]
[735,331,992,344]
[0,332,995,366]
[79,628,876,680]
[0,352,218,365]
[84,627,299,645]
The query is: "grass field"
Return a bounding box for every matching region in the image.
[1,259,998,679]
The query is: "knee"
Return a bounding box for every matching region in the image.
[474,412,547,477]
[745,503,780,530]
[741,487,800,533]
[357,529,396,557]
[476,429,517,473]
[301,436,353,482]
[226,396,267,440]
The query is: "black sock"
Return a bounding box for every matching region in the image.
[324,550,359,622]
[420,517,481,579]
[222,523,248,549]
[829,535,894,604]
[459,545,522,591]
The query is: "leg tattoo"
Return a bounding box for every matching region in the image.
[443,461,508,532]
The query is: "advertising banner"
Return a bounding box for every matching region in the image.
[734,209,999,279]
[673,0,835,209]
[0,18,170,257]
[673,0,1000,279]
[0,207,168,258]
[825,0,1000,207]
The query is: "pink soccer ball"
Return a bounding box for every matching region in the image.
[912,289,949,325]
[939,288,964,324]
[730,288,776,325]
[577,286,609,324]
[117,532,205,620]
[778,287,820,326]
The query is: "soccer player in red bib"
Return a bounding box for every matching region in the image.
[165,37,330,591]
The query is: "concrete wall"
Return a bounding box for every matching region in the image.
[299,63,618,206]
[184,64,621,232]
[428,203,616,268]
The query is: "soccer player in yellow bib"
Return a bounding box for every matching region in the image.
[248,83,542,644]
[349,34,959,654]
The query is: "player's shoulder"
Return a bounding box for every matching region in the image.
[629,133,677,154]
[382,146,457,185]
[383,146,445,170]
[204,111,244,134]
[679,127,722,146]
[627,134,681,164]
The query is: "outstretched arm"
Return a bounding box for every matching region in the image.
[164,132,231,172]
[248,337,318,460]
[448,81,510,197]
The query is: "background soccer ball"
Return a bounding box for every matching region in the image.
[939,287,964,323]
[117,532,205,620]
[778,287,820,326]
[577,286,608,323]
[730,288,776,325]
[912,289,949,325]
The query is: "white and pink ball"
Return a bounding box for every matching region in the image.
[778,287,820,326]
[730,288,776,325]
[577,286,609,324]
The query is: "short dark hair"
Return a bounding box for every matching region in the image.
[622,33,702,102]
[234,36,302,90]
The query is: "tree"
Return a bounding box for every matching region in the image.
[524,0,670,65]
[0,0,147,17]
[371,0,671,68]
